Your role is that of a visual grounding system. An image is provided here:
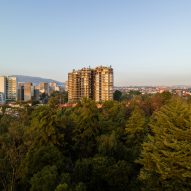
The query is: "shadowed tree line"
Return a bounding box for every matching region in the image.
[0,92,191,191]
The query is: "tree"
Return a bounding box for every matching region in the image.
[106,160,133,191]
[27,105,60,145]
[30,165,58,191]
[113,90,122,101]
[0,123,26,191]
[150,92,172,112]
[75,182,86,191]
[27,145,64,176]
[72,99,100,158]
[101,101,127,130]
[74,156,113,191]
[139,98,191,191]
[124,107,148,190]
[97,131,118,156]
[0,105,7,116]
[55,183,70,191]
[48,96,60,107]
[129,90,141,96]
[49,91,68,105]
[126,107,148,160]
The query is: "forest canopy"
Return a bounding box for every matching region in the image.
[0,93,191,191]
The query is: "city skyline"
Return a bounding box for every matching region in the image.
[1,0,191,86]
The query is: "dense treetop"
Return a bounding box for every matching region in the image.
[0,93,191,191]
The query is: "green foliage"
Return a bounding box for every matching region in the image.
[75,182,86,191]
[126,107,148,159]
[0,123,26,191]
[124,107,148,190]
[30,165,58,191]
[72,99,101,158]
[74,156,110,191]
[27,145,64,175]
[129,90,142,96]
[55,183,70,191]
[139,98,191,190]
[0,114,14,134]
[49,91,68,106]
[97,131,117,155]
[105,160,133,191]
[113,90,122,101]
[28,105,63,145]
[0,95,189,191]
[126,107,146,136]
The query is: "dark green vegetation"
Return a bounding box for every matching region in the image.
[0,92,191,191]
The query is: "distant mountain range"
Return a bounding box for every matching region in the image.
[14,75,64,86]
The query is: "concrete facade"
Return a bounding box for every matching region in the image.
[68,66,113,102]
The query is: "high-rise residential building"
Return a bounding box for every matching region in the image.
[68,68,94,102]
[94,66,113,102]
[39,82,49,94]
[24,82,34,101]
[49,82,61,95]
[80,68,94,99]
[68,70,80,102]
[34,87,40,101]
[6,76,17,101]
[0,76,7,103]
[17,82,25,101]
[68,66,113,102]
[0,76,18,102]
[17,82,35,102]
[49,82,57,87]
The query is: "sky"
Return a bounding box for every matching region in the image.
[0,0,191,86]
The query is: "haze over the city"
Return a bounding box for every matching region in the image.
[1,0,191,86]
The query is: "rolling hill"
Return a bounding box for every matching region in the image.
[13,75,64,86]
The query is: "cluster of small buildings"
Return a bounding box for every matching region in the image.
[115,86,191,97]
[172,88,191,97]
[68,66,113,102]
[0,76,63,105]
[114,86,169,94]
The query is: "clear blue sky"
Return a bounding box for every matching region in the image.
[0,0,191,86]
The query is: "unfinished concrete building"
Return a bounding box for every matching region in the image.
[68,66,113,102]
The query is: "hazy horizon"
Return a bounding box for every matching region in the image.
[1,0,191,86]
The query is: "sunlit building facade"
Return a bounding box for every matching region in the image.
[68,70,81,102]
[0,76,7,103]
[24,82,34,101]
[6,76,17,101]
[68,66,113,102]
[39,82,49,94]
[94,66,113,102]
